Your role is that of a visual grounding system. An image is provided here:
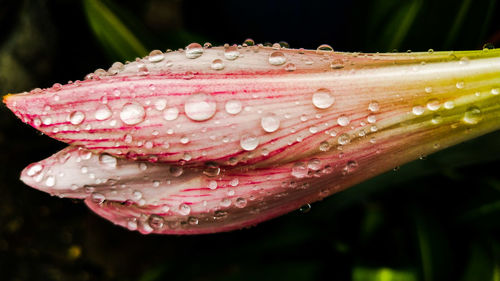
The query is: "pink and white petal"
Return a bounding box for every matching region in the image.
[5,47,500,166]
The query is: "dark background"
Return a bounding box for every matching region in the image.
[1,0,500,280]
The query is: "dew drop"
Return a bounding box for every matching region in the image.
[154,99,167,111]
[268,51,286,65]
[91,192,105,204]
[491,88,499,95]
[319,141,330,152]
[185,93,216,121]
[120,102,145,125]
[337,115,350,126]
[163,107,179,121]
[224,45,239,60]
[456,81,465,89]
[99,153,117,168]
[169,166,183,177]
[45,175,56,187]
[307,158,322,171]
[225,100,242,115]
[178,203,191,216]
[240,134,259,151]
[148,215,164,230]
[291,162,308,178]
[316,44,333,53]
[312,88,334,109]
[211,59,225,70]
[69,111,85,125]
[95,105,112,120]
[426,99,440,111]
[368,101,380,112]
[235,197,247,208]
[203,163,220,177]
[26,163,43,177]
[285,63,296,71]
[412,106,425,116]
[344,160,358,173]
[243,38,255,46]
[261,114,280,132]
[463,106,482,124]
[185,43,204,59]
[148,50,164,62]
[338,133,350,145]
[299,204,311,213]
[208,180,217,190]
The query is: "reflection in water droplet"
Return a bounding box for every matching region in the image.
[426,99,440,111]
[291,162,308,178]
[268,51,286,65]
[225,100,242,115]
[224,45,239,60]
[316,44,333,53]
[368,101,380,112]
[312,88,334,109]
[185,93,216,121]
[261,114,280,132]
[463,106,482,124]
[95,105,112,120]
[185,43,204,59]
[148,50,164,62]
[338,133,350,145]
[99,154,117,168]
[240,134,259,151]
[120,102,145,125]
[179,204,191,215]
[69,111,85,125]
[211,59,225,70]
[412,106,425,116]
[337,115,350,126]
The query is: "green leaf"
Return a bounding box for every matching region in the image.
[83,0,148,61]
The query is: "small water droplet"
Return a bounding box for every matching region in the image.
[367,115,376,124]
[240,134,259,151]
[95,105,112,120]
[491,88,499,95]
[291,162,308,178]
[45,175,56,187]
[261,114,280,132]
[224,45,240,60]
[299,204,311,213]
[343,160,358,174]
[69,111,85,125]
[337,115,350,126]
[307,158,321,171]
[120,102,146,125]
[185,43,203,59]
[368,101,380,112]
[162,107,179,121]
[426,99,440,111]
[444,101,455,109]
[312,88,334,109]
[235,197,247,208]
[154,99,167,111]
[431,114,443,124]
[268,51,286,65]
[148,50,164,62]
[91,192,105,204]
[225,100,242,115]
[316,44,333,53]
[456,81,465,89]
[180,136,190,144]
[26,163,43,177]
[319,141,330,152]
[208,180,217,190]
[211,59,225,70]
[185,93,216,121]
[338,133,350,145]
[412,106,425,115]
[243,38,255,46]
[178,203,191,215]
[463,106,482,124]
[188,216,199,225]
[284,63,296,71]
[99,153,117,168]
[139,162,148,171]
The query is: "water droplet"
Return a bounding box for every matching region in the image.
[91,192,105,204]
[312,88,334,109]
[337,115,350,126]
[235,197,247,208]
[203,163,220,177]
[412,106,425,115]
[243,38,255,46]
[431,114,443,124]
[69,111,85,125]
[463,106,482,124]
[148,50,164,62]
[211,59,225,70]
[229,178,239,186]
[99,154,117,168]
[367,115,376,123]
[185,43,203,59]
[225,100,242,115]
[240,134,259,151]
[316,44,333,53]
[188,216,199,225]
[154,99,167,111]
[139,162,148,171]
[491,88,499,95]
[180,136,189,144]
[120,102,145,125]
[178,203,191,215]
[161,107,178,121]
[220,198,232,207]
[145,215,163,231]
[169,166,183,177]
[307,158,321,171]
[456,81,465,89]
[299,204,311,213]
[26,163,43,177]
[268,51,286,65]
[224,45,239,60]
[319,141,330,152]
[426,99,440,111]
[261,114,280,132]
[444,101,455,109]
[95,105,112,120]
[203,42,212,48]
[42,117,52,125]
[285,63,296,71]
[185,93,216,121]
[338,133,350,145]
[344,160,358,173]
[208,180,217,190]
[291,162,308,178]
[368,101,380,112]
[45,175,56,187]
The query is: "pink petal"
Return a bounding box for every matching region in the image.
[6,47,500,166]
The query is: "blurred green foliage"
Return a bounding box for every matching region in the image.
[1,0,500,281]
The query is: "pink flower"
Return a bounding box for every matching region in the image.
[4,44,500,234]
